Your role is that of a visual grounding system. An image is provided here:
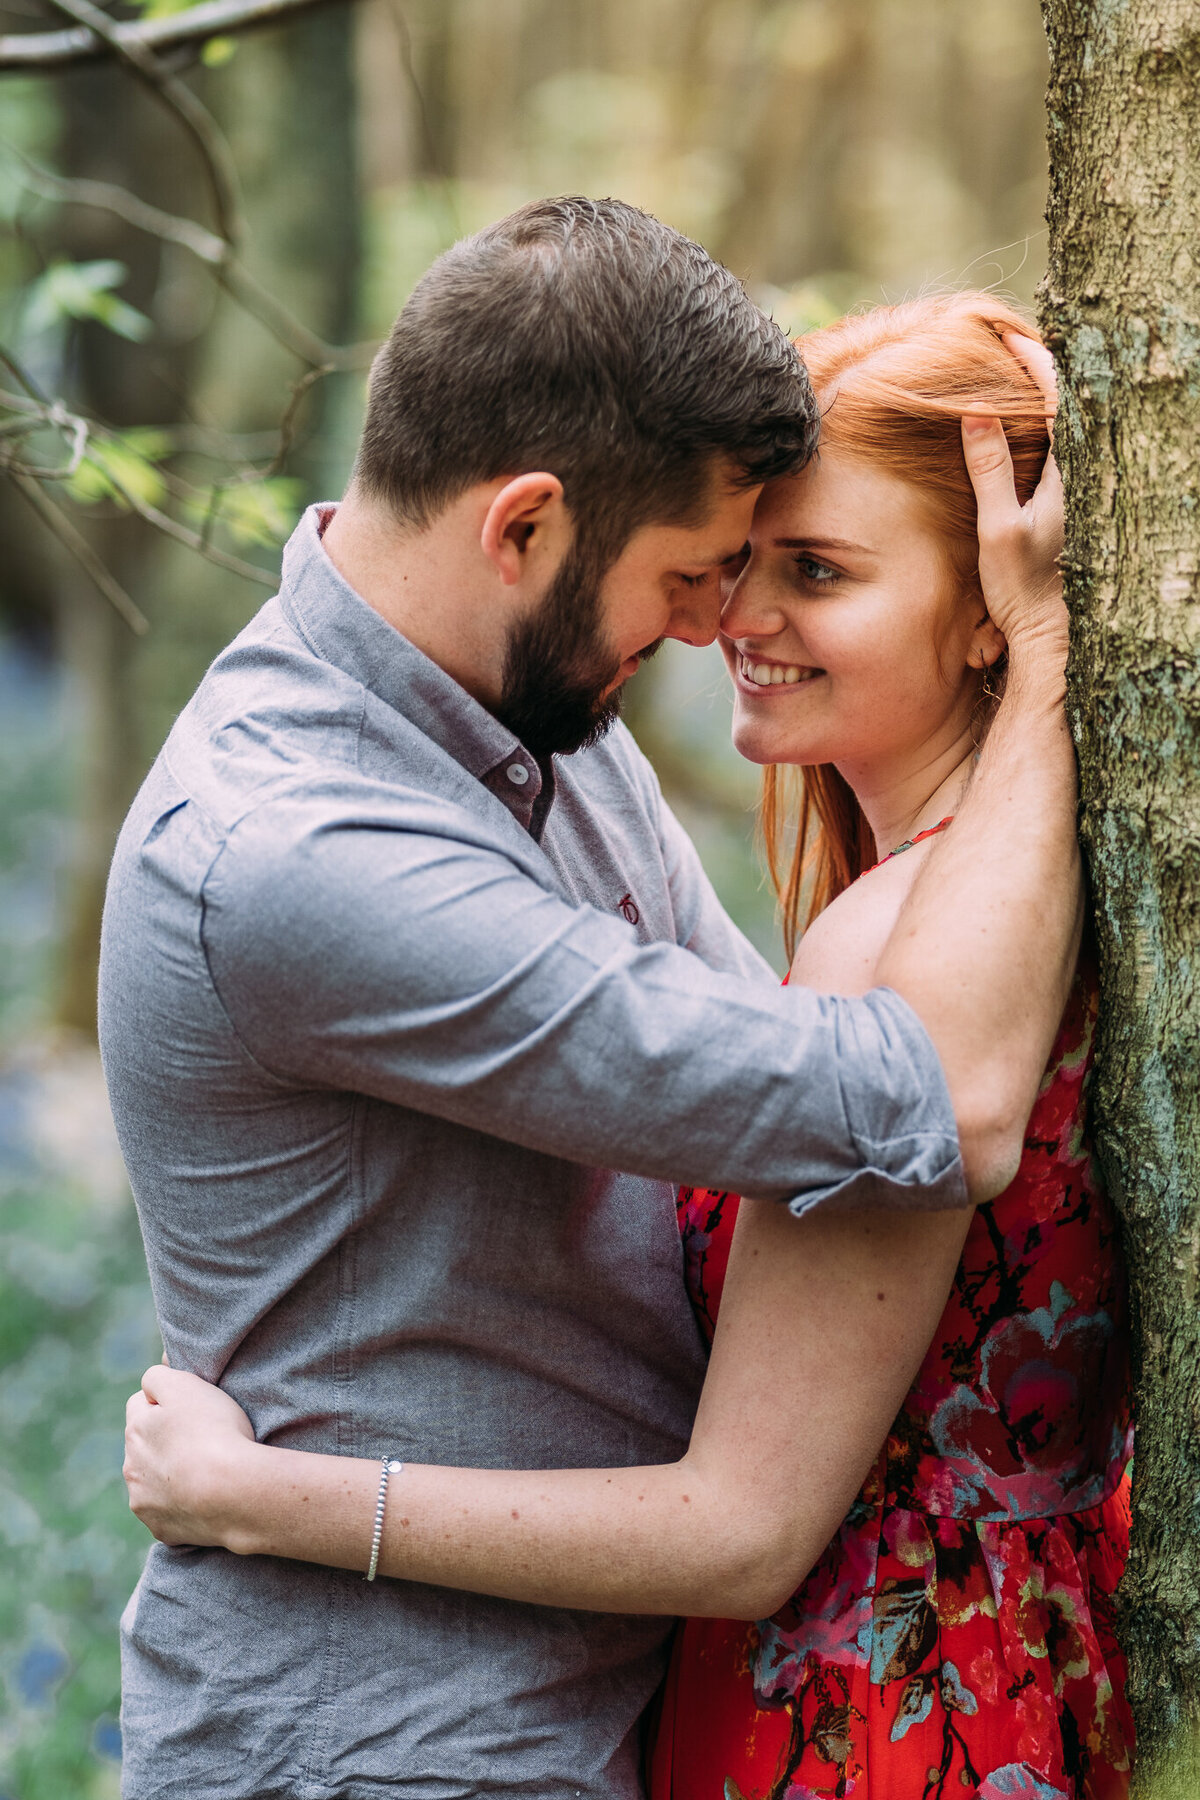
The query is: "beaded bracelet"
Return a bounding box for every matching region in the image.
[365,1456,404,1582]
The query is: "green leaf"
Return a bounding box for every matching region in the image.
[187,478,304,548]
[119,0,238,59]
[125,0,204,18]
[65,435,168,511]
[23,260,152,343]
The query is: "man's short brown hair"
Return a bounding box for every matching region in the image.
[355,196,819,564]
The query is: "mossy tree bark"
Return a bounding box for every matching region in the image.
[1040,2,1200,1790]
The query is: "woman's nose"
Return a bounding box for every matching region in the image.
[720,556,785,642]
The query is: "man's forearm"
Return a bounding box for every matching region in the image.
[875,630,1083,1200]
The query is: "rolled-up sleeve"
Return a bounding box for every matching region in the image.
[201,784,966,1216]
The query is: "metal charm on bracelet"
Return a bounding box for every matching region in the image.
[365,1456,404,1582]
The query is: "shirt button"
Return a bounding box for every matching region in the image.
[506,763,530,786]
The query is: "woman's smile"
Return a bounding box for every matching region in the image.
[732,652,826,694]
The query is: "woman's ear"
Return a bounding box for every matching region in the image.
[970,608,1007,673]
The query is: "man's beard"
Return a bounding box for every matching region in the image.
[494,540,659,759]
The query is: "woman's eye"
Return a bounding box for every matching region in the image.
[678,571,712,589]
[793,555,840,587]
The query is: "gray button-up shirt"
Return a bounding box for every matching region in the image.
[100,506,964,1800]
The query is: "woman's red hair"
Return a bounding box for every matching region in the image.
[760,291,1052,961]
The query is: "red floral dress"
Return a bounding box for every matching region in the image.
[650,966,1134,1800]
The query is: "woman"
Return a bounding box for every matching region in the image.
[124,293,1132,1799]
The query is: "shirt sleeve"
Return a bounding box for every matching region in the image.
[201,784,966,1217]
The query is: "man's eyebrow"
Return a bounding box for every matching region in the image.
[774,535,877,556]
[679,544,749,568]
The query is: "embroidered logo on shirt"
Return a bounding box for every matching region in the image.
[618,892,640,925]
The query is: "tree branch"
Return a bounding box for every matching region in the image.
[8,466,150,633]
[0,0,353,72]
[4,147,377,369]
[90,464,280,587]
[44,0,246,247]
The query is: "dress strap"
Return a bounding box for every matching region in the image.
[865,814,954,875]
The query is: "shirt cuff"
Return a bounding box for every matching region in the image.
[785,985,968,1219]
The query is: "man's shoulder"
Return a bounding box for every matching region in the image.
[170,597,370,811]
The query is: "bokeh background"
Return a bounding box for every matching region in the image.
[0,2,1050,1789]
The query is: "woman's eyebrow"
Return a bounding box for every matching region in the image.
[773,535,876,555]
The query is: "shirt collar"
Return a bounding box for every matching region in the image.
[279,504,551,835]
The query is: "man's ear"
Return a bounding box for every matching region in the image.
[481,473,567,587]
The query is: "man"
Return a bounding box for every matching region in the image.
[101,197,1077,1798]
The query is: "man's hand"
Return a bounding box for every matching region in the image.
[962,331,1065,661]
[124,1364,257,1549]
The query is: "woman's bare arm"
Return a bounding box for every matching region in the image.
[877,335,1082,1203]
[126,842,971,1621]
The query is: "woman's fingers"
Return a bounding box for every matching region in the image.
[997,329,1063,553]
[962,412,1065,649]
[1030,447,1065,555]
[962,413,1018,531]
[1002,329,1058,415]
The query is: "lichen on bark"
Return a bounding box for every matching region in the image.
[1039,1,1200,1790]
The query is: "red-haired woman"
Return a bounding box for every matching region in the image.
[123,296,1132,1799]
[653,294,1133,1800]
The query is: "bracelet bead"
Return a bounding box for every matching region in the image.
[365,1456,404,1582]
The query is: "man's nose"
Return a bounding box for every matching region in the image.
[668,585,722,648]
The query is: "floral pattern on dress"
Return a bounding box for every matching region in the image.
[652,965,1133,1800]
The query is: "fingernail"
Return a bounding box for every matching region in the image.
[962,415,993,437]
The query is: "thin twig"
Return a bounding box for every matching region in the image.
[45,0,245,249]
[386,0,460,241]
[8,467,150,633]
[7,148,226,262]
[221,259,375,369]
[262,361,333,477]
[0,382,279,586]
[0,344,50,403]
[4,146,377,370]
[94,462,278,586]
[0,0,354,70]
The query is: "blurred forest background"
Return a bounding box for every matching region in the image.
[0,0,1051,1789]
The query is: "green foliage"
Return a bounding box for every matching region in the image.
[200,37,237,68]
[0,1180,159,1800]
[22,262,153,345]
[122,0,237,63]
[184,476,305,549]
[65,433,170,513]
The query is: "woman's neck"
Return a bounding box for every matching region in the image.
[839,729,979,864]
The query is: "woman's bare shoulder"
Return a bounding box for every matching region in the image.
[789,839,939,998]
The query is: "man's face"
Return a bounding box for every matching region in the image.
[495,475,760,758]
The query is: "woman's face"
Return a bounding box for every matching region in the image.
[719,447,983,781]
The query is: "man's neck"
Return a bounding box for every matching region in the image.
[320,490,510,710]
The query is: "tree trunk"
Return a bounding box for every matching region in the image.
[1040,3,1200,1791]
